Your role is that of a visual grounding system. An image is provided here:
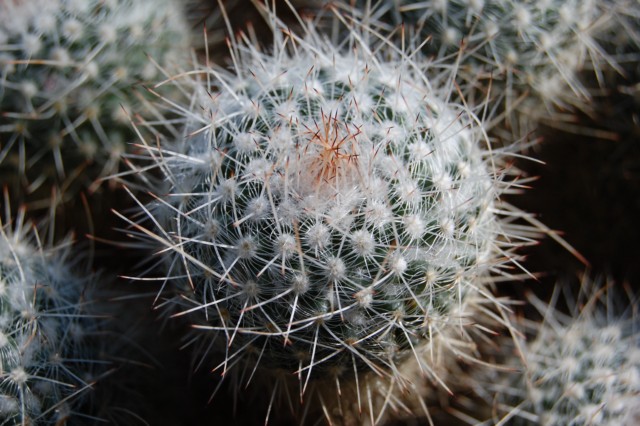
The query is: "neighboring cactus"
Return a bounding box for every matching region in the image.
[0,206,109,425]
[0,0,190,205]
[118,3,538,422]
[465,277,640,426]
[334,0,621,135]
[520,284,639,425]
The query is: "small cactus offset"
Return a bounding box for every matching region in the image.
[0,0,190,204]
[0,207,109,425]
[118,3,536,421]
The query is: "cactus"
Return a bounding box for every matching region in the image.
[600,0,640,53]
[464,276,640,426]
[334,0,621,135]
[117,3,539,422]
[0,0,190,206]
[519,283,640,425]
[0,205,110,425]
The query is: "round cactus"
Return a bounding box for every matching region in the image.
[119,3,536,421]
[0,0,190,203]
[0,208,110,424]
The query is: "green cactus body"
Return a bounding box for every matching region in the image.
[0,0,190,202]
[177,54,494,374]
[118,3,531,412]
[0,212,107,425]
